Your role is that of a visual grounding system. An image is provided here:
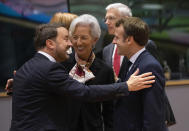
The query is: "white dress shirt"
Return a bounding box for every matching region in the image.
[129,47,146,71]
[38,51,56,62]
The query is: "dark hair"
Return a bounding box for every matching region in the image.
[115,17,149,46]
[34,23,65,50]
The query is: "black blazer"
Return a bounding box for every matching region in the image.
[10,53,129,131]
[65,56,115,131]
[114,50,167,131]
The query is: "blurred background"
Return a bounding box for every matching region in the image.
[0,0,189,130]
[0,0,189,90]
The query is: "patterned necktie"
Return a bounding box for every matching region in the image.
[113,47,121,77]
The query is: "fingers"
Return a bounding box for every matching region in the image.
[13,70,17,76]
[139,72,153,78]
[5,82,8,90]
[141,84,153,89]
[5,71,15,95]
[5,79,11,89]
[138,75,155,89]
[143,75,155,81]
[127,70,156,91]
[136,79,155,91]
[131,68,139,76]
[135,83,153,91]
[143,79,155,85]
[5,79,13,90]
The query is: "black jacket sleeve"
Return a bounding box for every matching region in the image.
[46,63,129,102]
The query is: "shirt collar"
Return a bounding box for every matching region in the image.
[129,47,145,64]
[38,51,56,62]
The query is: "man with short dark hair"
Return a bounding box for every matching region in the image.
[102,4,175,130]
[10,23,155,131]
[112,17,167,131]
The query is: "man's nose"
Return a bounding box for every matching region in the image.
[68,40,72,47]
[105,19,110,25]
[112,37,117,45]
[76,38,82,46]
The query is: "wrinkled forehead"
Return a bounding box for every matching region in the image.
[73,24,91,35]
[57,27,69,37]
[105,8,121,17]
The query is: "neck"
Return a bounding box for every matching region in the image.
[39,48,59,62]
[78,55,89,61]
[39,48,51,56]
[128,45,144,59]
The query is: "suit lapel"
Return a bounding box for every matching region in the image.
[108,44,114,66]
[126,64,137,80]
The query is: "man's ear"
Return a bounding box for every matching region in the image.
[127,36,134,44]
[92,37,98,46]
[46,39,55,49]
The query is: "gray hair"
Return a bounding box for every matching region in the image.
[69,14,101,39]
[106,3,132,17]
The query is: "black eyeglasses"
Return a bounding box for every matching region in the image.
[103,16,117,22]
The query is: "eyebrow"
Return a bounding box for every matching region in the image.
[65,35,69,38]
[105,14,116,17]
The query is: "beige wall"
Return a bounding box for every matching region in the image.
[166,85,189,131]
[0,96,11,131]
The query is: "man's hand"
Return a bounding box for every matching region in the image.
[127,68,155,91]
[5,70,16,95]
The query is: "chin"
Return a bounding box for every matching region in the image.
[65,55,70,60]
[77,53,84,58]
[108,28,114,34]
[118,51,123,56]
[61,55,69,62]
[108,30,114,35]
[118,52,122,55]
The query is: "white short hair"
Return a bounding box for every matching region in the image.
[69,14,101,39]
[106,3,132,17]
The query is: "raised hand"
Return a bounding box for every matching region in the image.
[5,70,16,95]
[127,68,155,91]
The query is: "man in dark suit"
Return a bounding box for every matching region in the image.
[102,3,175,129]
[10,23,155,131]
[112,17,167,131]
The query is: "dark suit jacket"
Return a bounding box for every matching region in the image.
[114,50,167,131]
[102,42,176,127]
[10,53,129,131]
[65,56,115,131]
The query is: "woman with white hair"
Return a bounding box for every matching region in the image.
[67,14,115,131]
